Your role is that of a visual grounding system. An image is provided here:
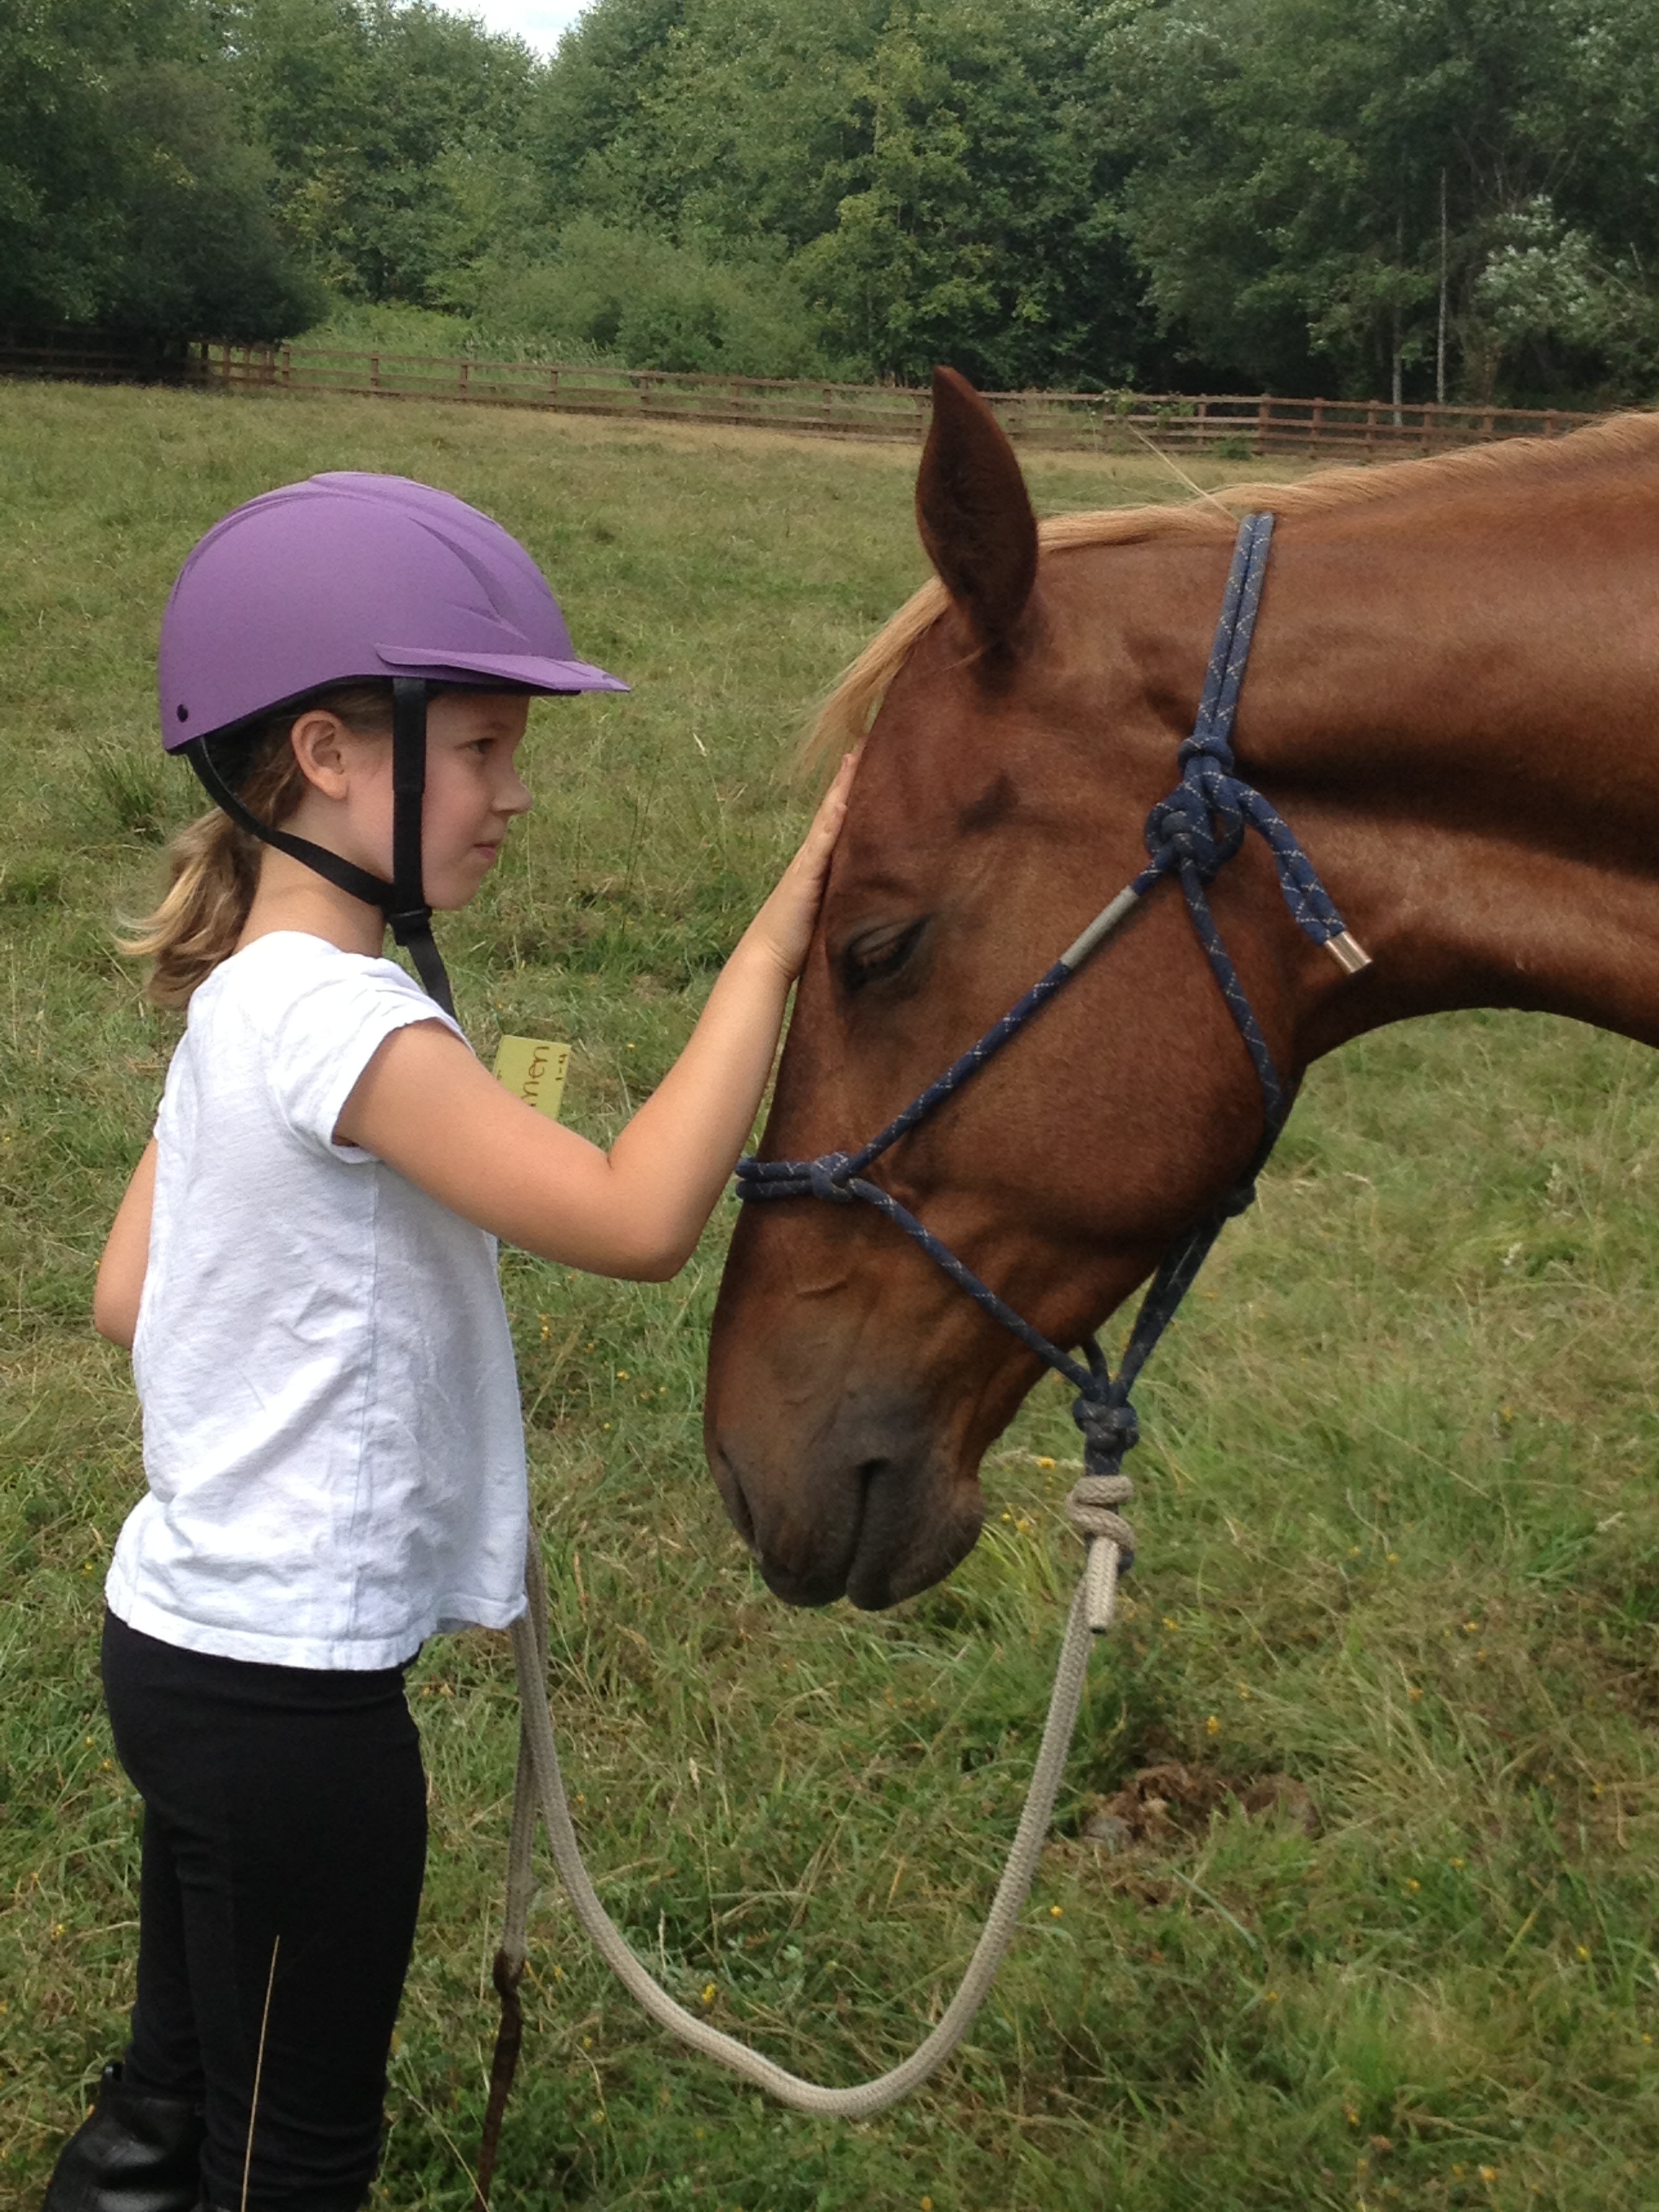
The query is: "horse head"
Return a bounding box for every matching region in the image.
[703,369,1659,1610]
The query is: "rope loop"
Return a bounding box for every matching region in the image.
[1065,1470,1136,1589]
[1176,729,1235,772]
[1065,1468,1135,1539]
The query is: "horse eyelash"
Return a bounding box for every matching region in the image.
[840,919,928,992]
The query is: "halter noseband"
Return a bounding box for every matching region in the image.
[735,513,1369,1584]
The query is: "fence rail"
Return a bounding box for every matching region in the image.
[1,332,1614,457]
[0,330,193,383]
[182,343,1612,456]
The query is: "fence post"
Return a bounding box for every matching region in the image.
[549,365,559,404]
[1544,409,1559,438]
[1310,396,1324,456]
[459,360,470,399]
[1256,393,1271,456]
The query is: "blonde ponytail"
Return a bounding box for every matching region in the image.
[120,683,395,1009]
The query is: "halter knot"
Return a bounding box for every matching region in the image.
[1071,1391,1139,1475]
[1144,754,1245,881]
[808,1152,857,1204]
[1065,1470,1136,1598]
[1065,1469,1136,1541]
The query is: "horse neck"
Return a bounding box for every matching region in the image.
[1233,453,1659,1059]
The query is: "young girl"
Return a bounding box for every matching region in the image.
[45,472,851,2212]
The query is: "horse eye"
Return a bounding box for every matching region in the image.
[840,918,928,993]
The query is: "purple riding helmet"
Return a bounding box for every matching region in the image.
[159,472,628,1011]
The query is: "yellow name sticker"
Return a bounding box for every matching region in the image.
[493,1036,571,1122]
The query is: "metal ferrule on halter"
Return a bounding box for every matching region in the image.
[735,512,1370,1626]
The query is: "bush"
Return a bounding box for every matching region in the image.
[457,220,834,378]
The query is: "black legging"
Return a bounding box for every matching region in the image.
[100,1610,428,2212]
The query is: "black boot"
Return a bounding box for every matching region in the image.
[41,2062,205,2212]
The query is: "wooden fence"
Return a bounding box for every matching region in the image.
[0,329,193,384]
[181,343,1610,457]
[1,331,1613,457]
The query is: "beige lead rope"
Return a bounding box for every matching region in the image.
[472,1469,1134,2200]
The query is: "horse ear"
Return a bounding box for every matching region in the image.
[916,365,1038,662]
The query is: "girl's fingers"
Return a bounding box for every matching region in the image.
[802,752,857,850]
[745,750,861,979]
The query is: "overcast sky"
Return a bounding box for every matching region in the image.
[457,0,592,54]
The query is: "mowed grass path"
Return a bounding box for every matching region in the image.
[3,382,1658,2212]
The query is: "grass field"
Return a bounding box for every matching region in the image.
[2,381,1658,2212]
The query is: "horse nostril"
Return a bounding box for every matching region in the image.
[719,1453,758,1550]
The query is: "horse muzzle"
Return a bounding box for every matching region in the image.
[708,1385,985,1609]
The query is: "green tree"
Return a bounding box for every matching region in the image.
[229,0,540,302]
[0,0,319,338]
[1098,0,1659,404]
[0,0,130,327]
[525,0,1160,387]
[530,0,691,226]
[787,0,1143,386]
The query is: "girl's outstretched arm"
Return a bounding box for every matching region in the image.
[337,756,855,1280]
[95,1139,157,1348]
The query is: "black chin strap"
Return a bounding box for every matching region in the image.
[386,677,455,1015]
[186,674,456,1018]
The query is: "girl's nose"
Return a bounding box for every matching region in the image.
[499,766,533,817]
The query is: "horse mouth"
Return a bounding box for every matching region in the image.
[712,1438,984,1610]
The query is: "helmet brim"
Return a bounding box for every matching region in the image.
[375,645,630,694]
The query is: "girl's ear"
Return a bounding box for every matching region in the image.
[288,711,354,801]
[915,365,1039,666]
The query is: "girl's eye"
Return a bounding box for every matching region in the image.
[840,918,928,993]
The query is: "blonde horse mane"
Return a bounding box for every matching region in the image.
[803,411,1659,769]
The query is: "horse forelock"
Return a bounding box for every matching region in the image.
[802,409,1659,770]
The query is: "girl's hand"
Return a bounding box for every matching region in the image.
[746,752,857,981]
[342,753,857,1284]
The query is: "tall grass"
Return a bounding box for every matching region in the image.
[1,381,1656,2212]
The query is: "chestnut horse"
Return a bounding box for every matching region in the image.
[705,370,1659,1612]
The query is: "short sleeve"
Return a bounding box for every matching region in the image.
[262,947,466,1162]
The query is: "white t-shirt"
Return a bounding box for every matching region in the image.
[106,932,529,1669]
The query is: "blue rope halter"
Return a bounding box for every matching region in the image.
[735,514,1369,1568]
